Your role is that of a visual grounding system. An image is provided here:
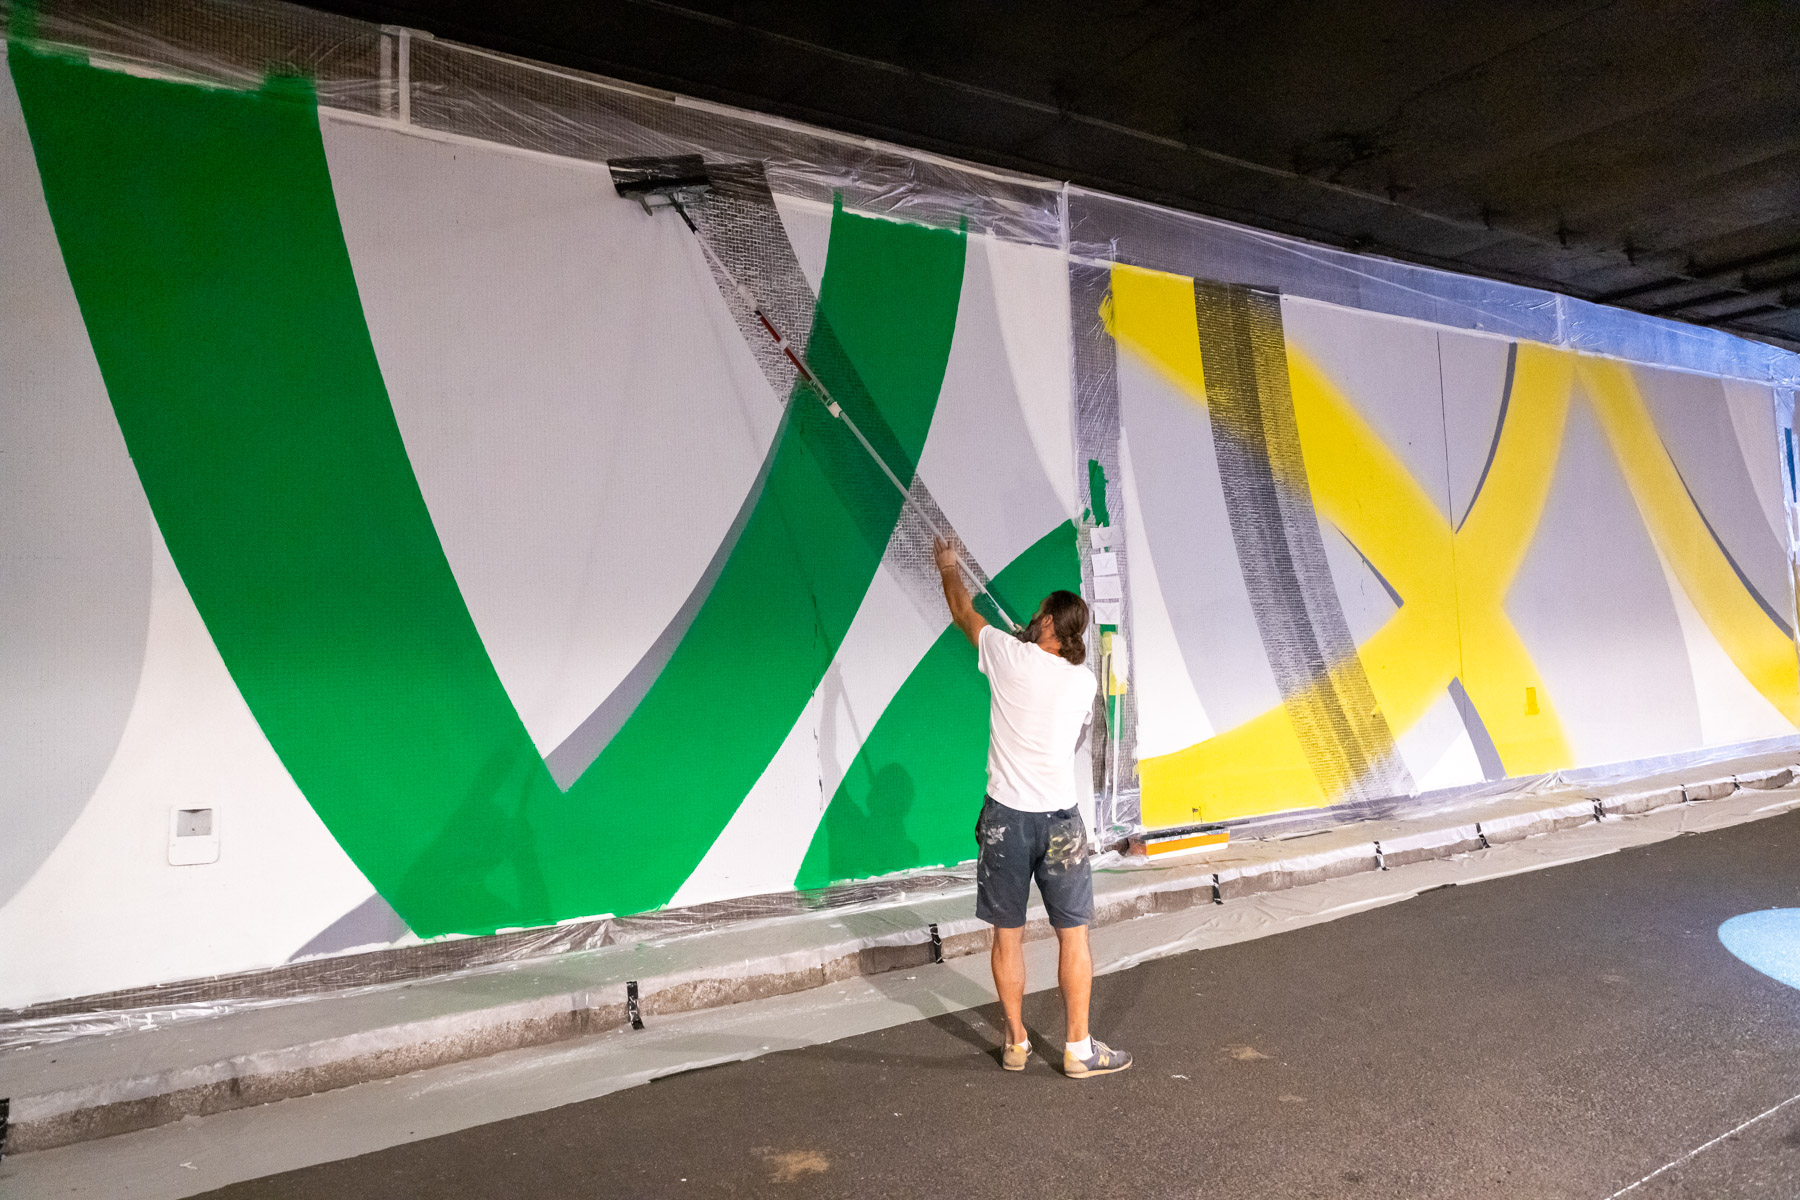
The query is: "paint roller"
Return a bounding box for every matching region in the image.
[607,155,1023,633]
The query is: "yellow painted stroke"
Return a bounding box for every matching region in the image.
[1108,264,1578,824]
[1579,358,1800,724]
[1450,344,1578,775]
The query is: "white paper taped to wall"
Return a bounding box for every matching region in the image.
[1093,573,1122,601]
[1090,525,1117,549]
[1091,550,1119,576]
[1093,600,1122,625]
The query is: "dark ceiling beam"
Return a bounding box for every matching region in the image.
[1597,244,1800,305]
[1649,279,1800,322]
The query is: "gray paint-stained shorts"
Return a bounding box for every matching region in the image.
[974,796,1094,929]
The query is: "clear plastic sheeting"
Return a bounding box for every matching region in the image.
[16,0,1790,387]
[1070,187,1800,387]
[3,0,1065,247]
[1221,733,1800,843]
[0,865,978,1050]
[11,736,1796,1051]
[613,866,974,941]
[0,916,617,1050]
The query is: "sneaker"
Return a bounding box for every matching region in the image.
[1064,1038,1132,1078]
[1002,1041,1033,1071]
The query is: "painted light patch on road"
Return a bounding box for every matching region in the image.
[1719,909,1800,992]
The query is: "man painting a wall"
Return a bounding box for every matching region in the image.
[934,538,1134,1078]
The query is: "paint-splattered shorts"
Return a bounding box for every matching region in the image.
[974,797,1094,929]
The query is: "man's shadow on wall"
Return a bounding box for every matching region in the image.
[818,761,920,882]
[399,745,553,927]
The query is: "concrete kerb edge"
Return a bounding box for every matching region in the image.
[9,764,1795,1154]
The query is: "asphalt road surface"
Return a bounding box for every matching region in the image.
[201,812,1800,1199]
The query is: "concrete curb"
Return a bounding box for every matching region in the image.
[6,762,1796,1156]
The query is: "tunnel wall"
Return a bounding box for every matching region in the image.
[3,1,1797,1010]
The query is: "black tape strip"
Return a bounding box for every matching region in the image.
[1,1096,10,1161]
[1374,840,1387,871]
[626,980,644,1031]
[607,154,709,197]
[929,923,944,964]
[1211,873,1223,905]
[1476,822,1492,850]
[1592,798,1606,822]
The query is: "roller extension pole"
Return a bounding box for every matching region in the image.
[666,196,1022,633]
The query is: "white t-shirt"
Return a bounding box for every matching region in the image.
[977,623,1098,814]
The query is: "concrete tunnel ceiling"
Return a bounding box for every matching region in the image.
[299,0,1800,353]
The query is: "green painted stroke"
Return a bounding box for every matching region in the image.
[1087,458,1112,528]
[796,521,1080,889]
[12,45,966,935]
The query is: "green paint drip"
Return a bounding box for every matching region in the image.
[795,521,1081,889]
[1087,458,1112,528]
[14,48,966,934]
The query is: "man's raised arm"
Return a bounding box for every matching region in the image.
[935,538,989,649]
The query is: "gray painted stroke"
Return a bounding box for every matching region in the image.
[1447,677,1505,782]
[1635,365,1792,634]
[544,416,784,787]
[0,64,153,906]
[1438,331,1514,530]
[289,893,412,961]
[1194,281,1413,803]
[547,161,1012,785]
[548,160,817,787]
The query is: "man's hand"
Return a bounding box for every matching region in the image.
[935,538,988,648]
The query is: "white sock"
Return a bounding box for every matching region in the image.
[1066,1036,1093,1058]
[1007,1038,1029,1050]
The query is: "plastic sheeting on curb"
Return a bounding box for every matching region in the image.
[5,745,1797,1068]
[0,865,981,1050]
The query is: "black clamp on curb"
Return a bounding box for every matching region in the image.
[1475,822,1491,850]
[929,923,944,964]
[1374,841,1387,871]
[1,1096,10,1162]
[1591,797,1606,822]
[1210,873,1223,905]
[626,980,644,1030]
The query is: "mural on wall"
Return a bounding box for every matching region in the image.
[0,43,1078,1007]
[1106,263,1799,829]
[3,13,1796,1012]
